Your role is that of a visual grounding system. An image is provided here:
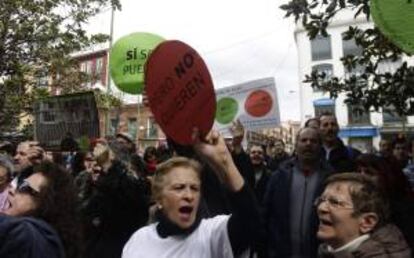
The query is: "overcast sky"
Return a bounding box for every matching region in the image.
[87,0,300,121]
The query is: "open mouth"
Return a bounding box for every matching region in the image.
[179,206,193,215]
[178,205,194,222]
[319,218,333,226]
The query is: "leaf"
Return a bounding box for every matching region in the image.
[326,0,337,13]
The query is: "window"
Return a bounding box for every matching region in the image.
[128,118,137,140]
[85,60,93,75]
[40,101,57,123]
[314,105,335,117]
[147,117,158,138]
[348,105,370,125]
[311,35,332,61]
[377,58,402,74]
[80,62,87,73]
[36,69,49,88]
[80,61,93,75]
[312,63,333,91]
[342,34,365,80]
[110,119,118,135]
[95,57,103,78]
[314,98,335,117]
[342,35,363,57]
[344,64,365,79]
[383,106,404,124]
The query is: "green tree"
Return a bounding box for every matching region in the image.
[0,0,121,133]
[281,0,414,117]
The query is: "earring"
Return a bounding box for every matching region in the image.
[157,204,163,210]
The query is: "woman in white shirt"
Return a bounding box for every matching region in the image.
[122,130,260,258]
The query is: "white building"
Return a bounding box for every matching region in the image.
[294,10,414,152]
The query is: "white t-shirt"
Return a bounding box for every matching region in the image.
[122,215,234,258]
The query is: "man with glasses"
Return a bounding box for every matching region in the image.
[316,173,411,257]
[264,127,332,258]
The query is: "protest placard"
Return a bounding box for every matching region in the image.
[214,77,280,135]
[145,40,216,145]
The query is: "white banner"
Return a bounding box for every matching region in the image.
[214,77,280,135]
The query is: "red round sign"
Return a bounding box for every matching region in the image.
[145,40,216,145]
[244,90,273,117]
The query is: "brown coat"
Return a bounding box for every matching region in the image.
[318,224,411,258]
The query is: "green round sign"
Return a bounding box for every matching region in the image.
[215,97,238,124]
[371,0,414,54]
[109,32,165,95]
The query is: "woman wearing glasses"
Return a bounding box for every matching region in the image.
[316,173,411,257]
[0,161,81,258]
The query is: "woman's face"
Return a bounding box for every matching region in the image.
[5,173,47,216]
[158,167,201,229]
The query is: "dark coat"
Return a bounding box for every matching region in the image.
[0,215,64,258]
[81,161,149,258]
[254,166,272,206]
[264,158,333,258]
[390,196,414,252]
[322,138,360,173]
[199,149,258,218]
[268,152,290,172]
[232,150,255,189]
[318,224,411,258]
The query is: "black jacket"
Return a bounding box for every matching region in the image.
[0,215,64,258]
[81,161,149,258]
[322,138,360,173]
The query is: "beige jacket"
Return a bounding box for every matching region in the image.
[318,224,411,258]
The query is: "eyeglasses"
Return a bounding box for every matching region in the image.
[314,196,353,209]
[16,180,40,197]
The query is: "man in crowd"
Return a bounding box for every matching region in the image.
[115,132,146,177]
[267,139,290,171]
[378,138,393,158]
[249,144,271,205]
[319,113,360,172]
[392,136,410,170]
[12,141,44,187]
[264,127,332,258]
[81,140,149,258]
[316,173,411,257]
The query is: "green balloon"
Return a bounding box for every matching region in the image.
[371,0,414,54]
[109,32,165,95]
[215,97,238,124]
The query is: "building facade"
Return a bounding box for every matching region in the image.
[103,103,165,151]
[295,11,414,152]
[38,47,164,150]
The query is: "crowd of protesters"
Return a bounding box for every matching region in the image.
[0,112,414,257]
